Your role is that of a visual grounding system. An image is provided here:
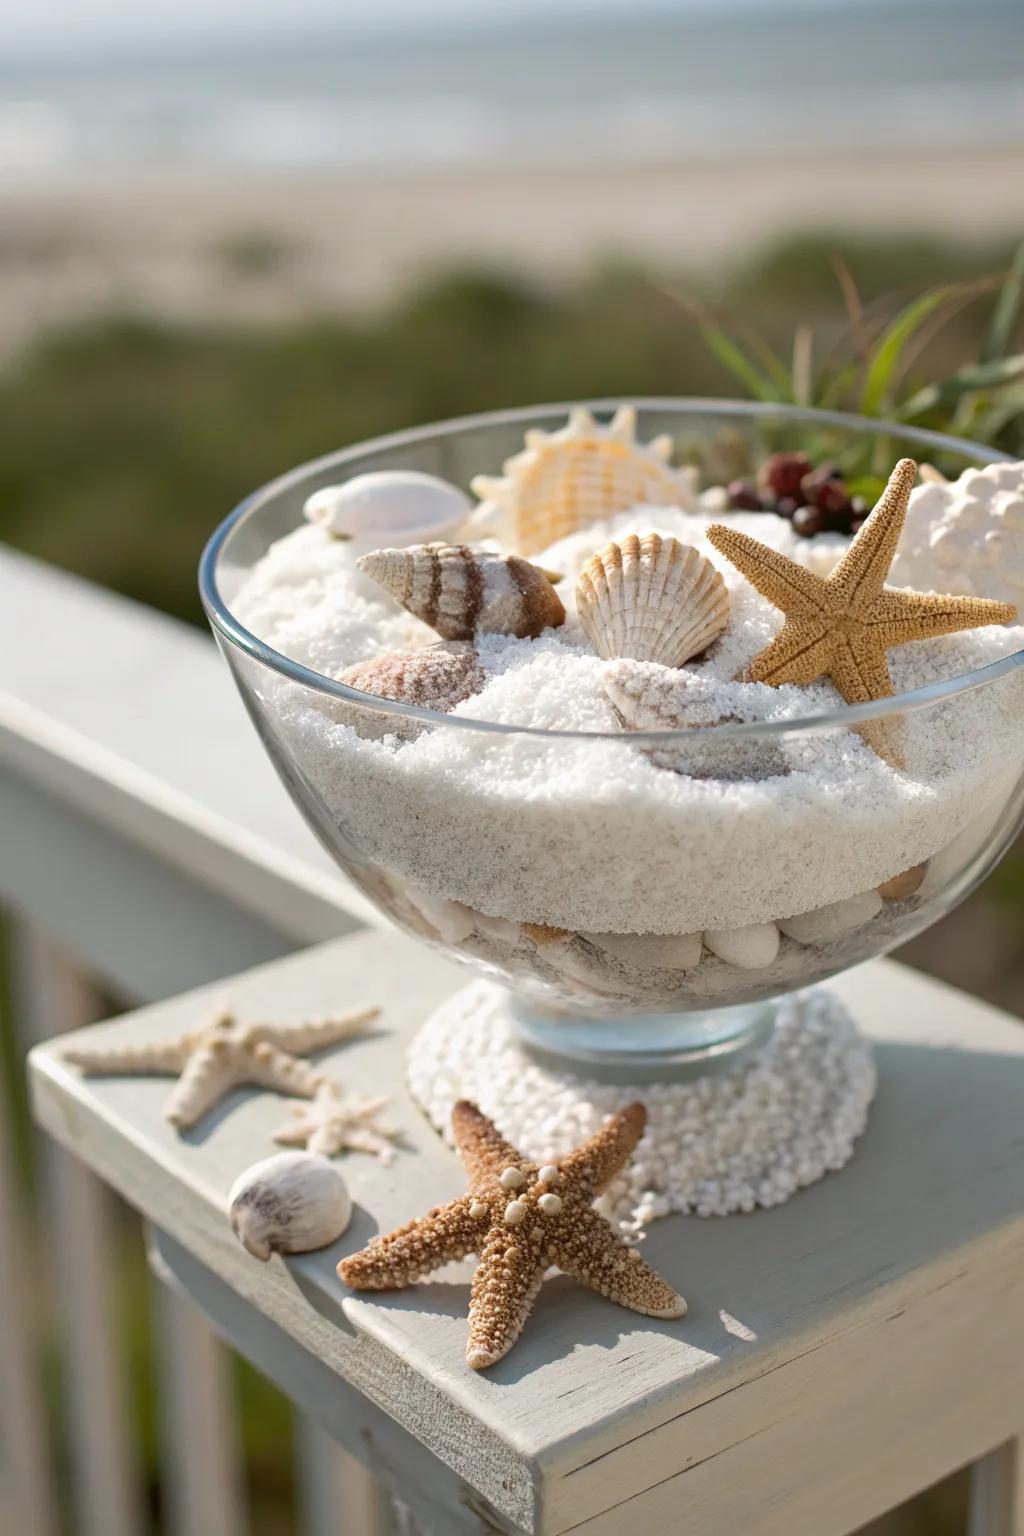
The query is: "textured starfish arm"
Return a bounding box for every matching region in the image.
[466,1233,545,1370]
[253,1008,380,1053]
[559,1102,647,1196]
[745,617,833,685]
[451,1100,531,1186]
[871,589,1018,644]
[339,1196,489,1289]
[831,633,895,705]
[705,525,831,615]
[553,1207,686,1318]
[333,1127,398,1164]
[828,458,917,610]
[165,1046,243,1129]
[64,1037,192,1075]
[246,1043,326,1099]
[829,639,904,768]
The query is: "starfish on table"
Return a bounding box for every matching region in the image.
[274,1083,401,1162]
[339,1099,685,1371]
[707,457,1017,765]
[63,1005,378,1131]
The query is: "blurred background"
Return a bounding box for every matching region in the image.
[1,0,1022,1530]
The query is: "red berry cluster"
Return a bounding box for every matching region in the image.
[727,453,867,538]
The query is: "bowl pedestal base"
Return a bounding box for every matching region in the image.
[407,979,876,1227]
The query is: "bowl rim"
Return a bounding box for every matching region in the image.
[198,397,1024,743]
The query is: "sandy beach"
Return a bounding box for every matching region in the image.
[2,143,1023,357]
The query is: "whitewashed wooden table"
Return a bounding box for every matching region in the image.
[28,928,1024,1536]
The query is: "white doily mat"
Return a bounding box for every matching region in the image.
[408,981,876,1231]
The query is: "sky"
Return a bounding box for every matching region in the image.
[0,0,907,59]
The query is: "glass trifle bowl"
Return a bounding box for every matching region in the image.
[199,401,1024,1080]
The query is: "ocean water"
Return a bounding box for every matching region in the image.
[2,0,1023,182]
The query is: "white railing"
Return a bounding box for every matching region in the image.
[0,546,388,1535]
[2,545,1021,1536]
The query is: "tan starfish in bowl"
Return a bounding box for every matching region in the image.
[63,1005,378,1131]
[339,1099,685,1371]
[706,457,1017,765]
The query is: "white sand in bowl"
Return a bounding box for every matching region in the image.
[232,504,1024,935]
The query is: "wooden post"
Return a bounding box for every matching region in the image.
[156,1282,248,1536]
[10,919,145,1536]
[969,1438,1024,1536]
[0,1012,58,1536]
[296,1416,391,1536]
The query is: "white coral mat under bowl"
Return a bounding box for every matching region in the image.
[407,981,875,1230]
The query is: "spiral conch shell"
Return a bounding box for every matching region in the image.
[470,405,697,555]
[336,642,485,739]
[357,543,565,641]
[577,532,729,667]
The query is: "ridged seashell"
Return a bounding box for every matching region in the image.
[876,863,928,901]
[336,643,484,740]
[778,890,882,946]
[577,532,729,667]
[702,922,780,970]
[228,1151,351,1260]
[582,930,702,972]
[357,543,565,641]
[304,471,471,551]
[603,658,789,782]
[470,405,697,555]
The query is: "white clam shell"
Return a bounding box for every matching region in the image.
[304,471,471,551]
[583,930,703,972]
[577,532,729,668]
[228,1151,351,1261]
[778,890,882,946]
[702,921,780,970]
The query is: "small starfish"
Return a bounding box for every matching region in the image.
[64,1006,378,1131]
[340,1099,685,1370]
[707,457,1017,765]
[274,1084,401,1162]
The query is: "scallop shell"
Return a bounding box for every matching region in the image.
[304,471,471,551]
[336,642,484,740]
[357,543,565,640]
[470,405,697,555]
[576,532,729,667]
[603,658,789,782]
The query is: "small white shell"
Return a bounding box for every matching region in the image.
[577,533,729,667]
[304,471,471,551]
[228,1151,351,1261]
[778,890,882,946]
[702,921,780,970]
[583,930,703,972]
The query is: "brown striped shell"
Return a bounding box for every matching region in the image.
[469,405,697,555]
[357,543,565,640]
[576,532,729,667]
[336,643,485,739]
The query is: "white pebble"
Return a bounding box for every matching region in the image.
[499,1166,525,1190]
[779,890,883,945]
[702,921,780,970]
[583,930,703,972]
